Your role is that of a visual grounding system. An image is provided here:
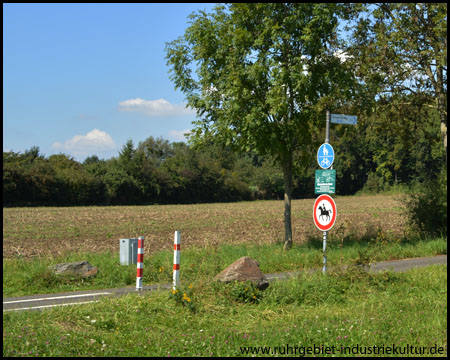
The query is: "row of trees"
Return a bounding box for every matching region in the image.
[3,139,282,206]
[3,97,444,207]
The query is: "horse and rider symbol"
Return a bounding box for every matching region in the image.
[317,203,332,222]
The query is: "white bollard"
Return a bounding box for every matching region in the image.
[173,231,181,290]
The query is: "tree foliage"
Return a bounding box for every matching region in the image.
[165,3,358,249]
[348,3,447,160]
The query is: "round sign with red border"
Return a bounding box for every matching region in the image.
[313,194,337,231]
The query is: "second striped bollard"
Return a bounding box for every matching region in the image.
[173,231,180,290]
[136,236,144,291]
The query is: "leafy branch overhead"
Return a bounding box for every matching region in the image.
[166,4,358,158]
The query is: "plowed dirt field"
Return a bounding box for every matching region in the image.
[3,195,406,259]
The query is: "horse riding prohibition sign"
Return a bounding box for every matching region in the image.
[313,194,337,231]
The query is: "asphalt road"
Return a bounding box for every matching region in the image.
[3,255,446,313]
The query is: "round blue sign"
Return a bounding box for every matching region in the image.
[317,143,334,169]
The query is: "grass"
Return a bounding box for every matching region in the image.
[3,235,447,298]
[3,265,447,357]
[2,194,447,356]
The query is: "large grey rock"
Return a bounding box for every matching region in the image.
[214,256,269,290]
[49,261,98,278]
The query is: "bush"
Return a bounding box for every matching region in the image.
[359,172,385,194]
[404,169,447,237]
[215,280,263,304]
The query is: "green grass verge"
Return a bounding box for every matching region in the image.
[3,236,447,298]
[3,265,447,357]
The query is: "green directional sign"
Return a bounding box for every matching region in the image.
[315,169,336,194]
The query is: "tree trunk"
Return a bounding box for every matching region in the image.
[282,154,293,251]
[436,66,447,164]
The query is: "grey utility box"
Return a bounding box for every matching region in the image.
[120,238,138,265]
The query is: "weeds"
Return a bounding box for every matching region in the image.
[217,281,264,304]
[170,284,197,313]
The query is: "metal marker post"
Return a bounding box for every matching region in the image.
[136,236,144,290]
[173,231,181,290]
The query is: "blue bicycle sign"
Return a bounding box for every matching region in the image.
[317,143,334,169]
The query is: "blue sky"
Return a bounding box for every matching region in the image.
[3,3,216,162]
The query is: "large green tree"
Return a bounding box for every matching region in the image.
[349,3,447,162]
[166,3,356,249]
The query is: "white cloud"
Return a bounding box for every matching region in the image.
[118,98,194,117]
[168,129,191,142]
[52,129,117,157]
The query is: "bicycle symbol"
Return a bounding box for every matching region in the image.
[321,158,331,168]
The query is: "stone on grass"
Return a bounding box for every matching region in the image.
[214,256,269,290]
[49,261,98,278]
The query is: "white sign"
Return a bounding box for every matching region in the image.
[313,194,337,231]
[331,114,357,125]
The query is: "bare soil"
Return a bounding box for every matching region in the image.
[3,195,407,259]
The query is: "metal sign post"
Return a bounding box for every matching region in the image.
[324,110,330,274]
[313,194,337,273]
[313,110,358,274]
[326,109,331,144]
[316,110,356,274]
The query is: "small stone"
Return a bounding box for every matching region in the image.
[214,256,269,290]
[48,261,98,278]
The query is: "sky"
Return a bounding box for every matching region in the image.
[3,3,216,162]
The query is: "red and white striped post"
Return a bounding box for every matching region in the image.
[136,236,144,291]
[173,231,181,290]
